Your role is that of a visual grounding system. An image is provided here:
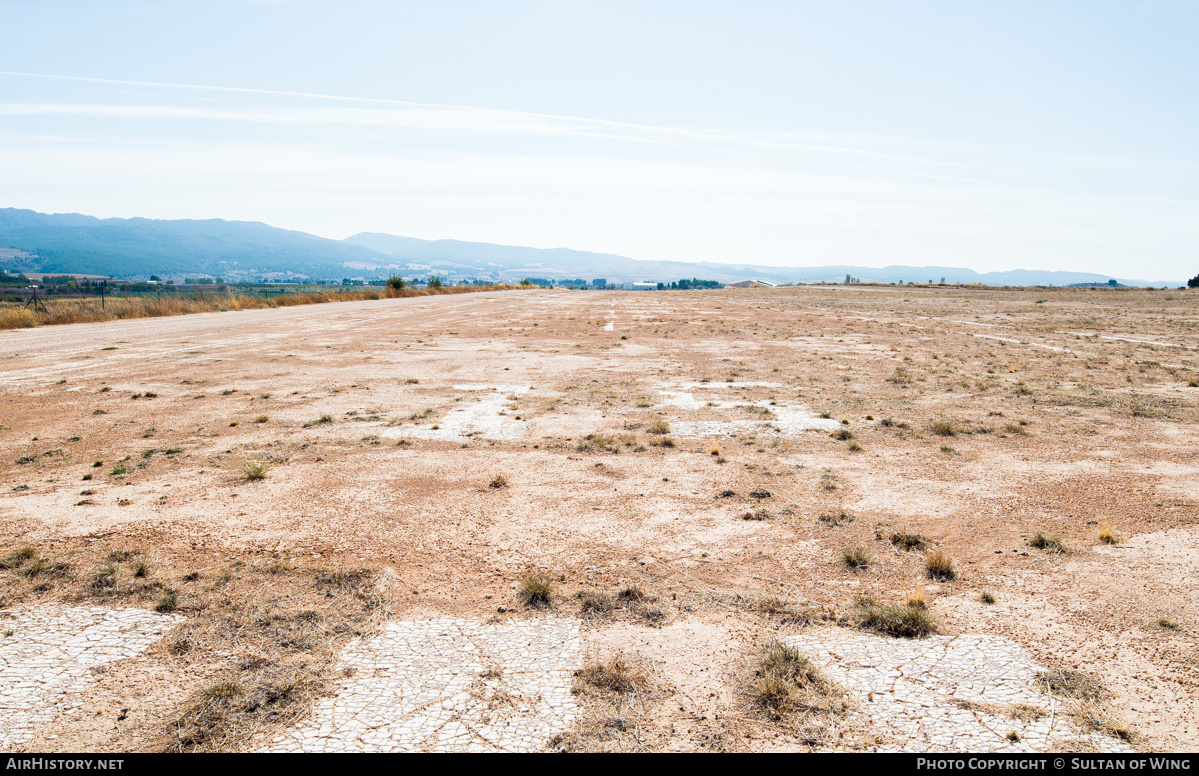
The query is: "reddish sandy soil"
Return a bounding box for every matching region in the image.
[1,285,1197,751]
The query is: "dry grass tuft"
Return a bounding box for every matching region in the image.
[1035,669,1103,702]
[1097,523,1120,545]
[517,572,556,609]
[578,591,614,617]
[904,589,927,609]
[925,549,957,581]
[235,460,272,482]
[929,419,957,436]
[488,475,508,489]
[1028,533,1067,553]
[886,528,930,551]
[817,510,854,527]
[745,640,846,744]
[0,546,37,569]
[574,653,649,695]
[741,594,815,626]
[646,420,670,435]
[841,547,872,569]
[854,596,938,638]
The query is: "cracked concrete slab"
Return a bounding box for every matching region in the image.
[0,605,182,751]
[787,629,1135,753]
[266,617,580,752]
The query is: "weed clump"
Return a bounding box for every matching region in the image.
[1028,533,1066,553]
[817,510,854,527]
[155,589,179,613]
[0,546,37,569]
[929,420,957,437]
[574,653,648,694]
[578,591,614,617]
[488,475,508,490]
[236,460,272,482]
[854,596,938,638]
[925,550,957,581]
[1097,523,1120,545]
[1035,669,1102,702]
[747,640,844,729]
[841,547,872,569]
[885,529,929,551]
[517,572,555,609]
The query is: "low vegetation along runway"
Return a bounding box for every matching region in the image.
[1,285,1197,752]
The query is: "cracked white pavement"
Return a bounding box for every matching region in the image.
[787,629,1135,753]
[0,605,182,751]
[266,616,580,753]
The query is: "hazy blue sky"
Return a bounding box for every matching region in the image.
[1,1,1195,278]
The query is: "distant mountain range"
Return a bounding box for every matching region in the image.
[0,208,1181,287]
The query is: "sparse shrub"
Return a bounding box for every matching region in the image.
[517,572,555,608]
[1157,618,1179,630]
[841,547,872,569]
[133,560,151,578]
[747,595,815,626]
[488,475,508,489]
[887,529,930,551]
[578,591,614,617]
[848,442,862,451]
[91,561,117,590]
[742,509,771,521]
[818,510,854,527]
[236,460,272,482]
[203,681,241,698]
[749,487,771,499]
[617,586,646,602]
[0,546,37,569]
[1028,533,1066,553]
[925,550,957,581]
[576,433,617,452]
[981,591,996,604]
[929,420,956,436]
[854,596,938,638]
[1097,523,1120,545]
[255,416,269,423]
[649,436,675,448]
[831,428,853,441]
[647,420,670,435]
[1034,669,1102,702]
[575,653,647,694]
[749,640,834,718]
[904,589,927,609]
[110,466,128,476]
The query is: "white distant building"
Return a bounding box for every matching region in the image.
[626,281,658,290]
[727,279,776,288]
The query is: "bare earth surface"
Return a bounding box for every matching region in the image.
[1,285,1197,752]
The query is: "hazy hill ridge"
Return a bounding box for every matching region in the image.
[0,209,1176,286]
